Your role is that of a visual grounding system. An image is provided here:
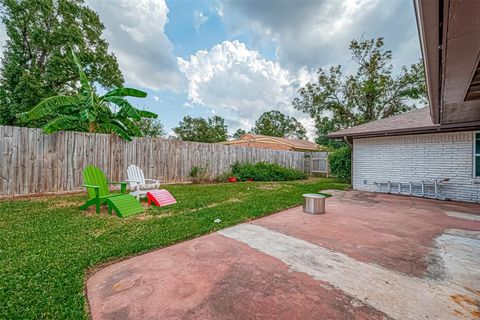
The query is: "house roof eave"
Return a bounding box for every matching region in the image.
[328,121,480,139]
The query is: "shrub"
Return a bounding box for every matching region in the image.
[230,162,307,181]
[216,171,232,182]
[189,165,209,183]
[328,146,351,183]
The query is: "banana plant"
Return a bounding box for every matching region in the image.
[19,49,157,141]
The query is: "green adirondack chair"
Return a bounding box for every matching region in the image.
[80,165,128,213]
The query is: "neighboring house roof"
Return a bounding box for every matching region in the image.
[328,107,480,139]
[223,134,319,151]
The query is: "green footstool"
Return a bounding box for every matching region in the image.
[107,194,144,217]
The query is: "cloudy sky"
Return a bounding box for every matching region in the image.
[0,0,422,139]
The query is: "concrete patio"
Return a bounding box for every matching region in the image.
[87,191,480,320]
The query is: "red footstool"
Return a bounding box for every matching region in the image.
[146,189,177,207]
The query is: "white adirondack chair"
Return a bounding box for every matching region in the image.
[127,164,161,200]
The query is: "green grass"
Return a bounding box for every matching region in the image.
[0,178,347,319]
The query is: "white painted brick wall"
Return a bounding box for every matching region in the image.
[352,131,480,203]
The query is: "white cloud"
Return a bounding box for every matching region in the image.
[153,95,162,102]
[219,0,420,73]
[298,117,317,141]
[86,0,185,91]
[193,10,208,33]
[178,40,315,139]
[213,3,224,18]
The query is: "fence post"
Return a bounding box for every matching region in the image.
[326,152,330,177]
[304,153,312,176]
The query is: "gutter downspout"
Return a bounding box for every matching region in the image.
[343,136,352,149]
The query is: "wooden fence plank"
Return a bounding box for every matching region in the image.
[0,127,6,194]
[11,126,20,195]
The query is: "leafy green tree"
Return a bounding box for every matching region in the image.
[136,117,165,138]
[251,110,307,139]
[173,115,228,143]
[293,37,426,147]
[313,118,346,149]
[0,0,123,125]
[20,50,156,141]
[232,128,247,139]
[328,146,351,183]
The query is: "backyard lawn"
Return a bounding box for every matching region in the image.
[0,178,347,319]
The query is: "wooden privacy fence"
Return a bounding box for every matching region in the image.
[0,126,309,196]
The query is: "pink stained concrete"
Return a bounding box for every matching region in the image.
[253,191,480,276]
[87,232,389,320]
[87,191,480,319]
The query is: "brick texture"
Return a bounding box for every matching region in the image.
[352,131,480,203]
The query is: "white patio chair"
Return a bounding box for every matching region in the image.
[127,164,161,200]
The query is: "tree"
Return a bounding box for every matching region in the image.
[20,50,156,141]
[173,115,228,143]
[328,146,351,183]
[293,37,426,146]
[0,0,124,125]
[251,110,307,139]
[136,117,165,138]
[232,128,247,139]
